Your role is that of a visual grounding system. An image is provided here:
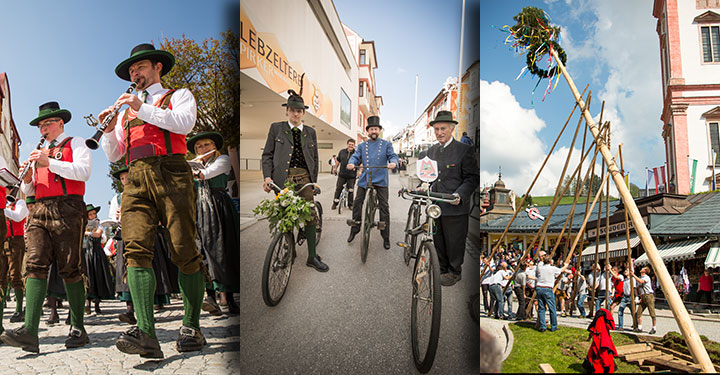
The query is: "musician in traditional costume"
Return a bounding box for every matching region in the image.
[188,131,239,315]
[3,197,27,323]
[99,43,206,357]
[1,101,91,352]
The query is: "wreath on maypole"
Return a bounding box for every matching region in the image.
[501,7,567,101]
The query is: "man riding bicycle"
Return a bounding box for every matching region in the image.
[261,83,328,272]
[346,116,399,249]
[332,139,357,211]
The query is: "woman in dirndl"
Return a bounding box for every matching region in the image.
[82,204,115,314]
[188,131,239,314]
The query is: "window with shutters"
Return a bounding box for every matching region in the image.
[700,25,720,63]
[709,122,720,165]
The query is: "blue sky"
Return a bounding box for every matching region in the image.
[480,1,664,196]
[0,1,233,214]
[334,0,477,137]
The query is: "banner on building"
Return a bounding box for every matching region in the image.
[690,158,698,194]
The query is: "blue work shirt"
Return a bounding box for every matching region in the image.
[348,138,399,188]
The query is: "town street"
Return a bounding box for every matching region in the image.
[239,171,479,374]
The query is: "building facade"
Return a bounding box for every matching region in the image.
[654,0,720,194]
[343,25,382,143]
[240,0,374,172]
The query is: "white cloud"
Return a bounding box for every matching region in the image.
[481,79,620,197]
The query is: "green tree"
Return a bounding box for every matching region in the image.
[516,194,533,211]
[159,30,239,152]
[629,182,640,198]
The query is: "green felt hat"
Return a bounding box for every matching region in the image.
[86,204,101,214]
[282,91,308,109]
[111,166,129,180]
[25,196,35,204]
[187,131,224,153]
[115,43,175,81]
[29,101,71,126]
[365,115,383,131]
[429,110,458,126]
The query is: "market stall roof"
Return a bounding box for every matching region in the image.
[650,193,720,235]
[705,245,720,268]
[635,239,710,267]
[478,200,622,233]
[581,235,640,262]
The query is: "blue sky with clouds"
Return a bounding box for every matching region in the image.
[480,1,664,196]
[334,0,476,137]
[0,1,233,214]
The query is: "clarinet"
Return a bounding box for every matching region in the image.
[6,135,46,203]
[85,81,138,150]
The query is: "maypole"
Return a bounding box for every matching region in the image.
[504,7,714,372]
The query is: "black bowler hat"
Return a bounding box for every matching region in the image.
[366,116,382,131]
[115,43,175,81]
[429,110,458,126]
[30,102,72,126]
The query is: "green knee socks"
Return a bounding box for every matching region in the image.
[128,267,156,338]
[24,278,48,336]
[65,281,86,329]
[178,270,204,330]
[15,288,23,313]
[305,224,317,261]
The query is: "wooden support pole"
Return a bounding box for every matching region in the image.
[605,124,611,311]
[551,49,715,373]
[619,144,638,329]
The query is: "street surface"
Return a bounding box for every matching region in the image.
[0,296,239,374]
[239,171,479,374]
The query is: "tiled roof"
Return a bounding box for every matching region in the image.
[650,192,720,235]
[478,200,623,233]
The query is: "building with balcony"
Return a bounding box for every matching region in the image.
[343,24,383,142]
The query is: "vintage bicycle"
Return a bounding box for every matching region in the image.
[261,181,323,307]
[397,186,458,374]
[346,165,390,263]
[337,185,350,214]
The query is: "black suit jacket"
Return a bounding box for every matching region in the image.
[261,121,319,184]
[419,139,479,216]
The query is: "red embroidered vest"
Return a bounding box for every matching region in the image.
[35,137,85,199]
[122,90,187,163]
[5,202,24,237]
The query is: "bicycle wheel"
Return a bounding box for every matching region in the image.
[403,203,421,266]
[360,188,376,263]
[338,192,344,215]
[411,241,442,373]
[261,232,295,307]
[314,201,323,246]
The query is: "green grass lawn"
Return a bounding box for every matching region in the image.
[531,195,619,206]
[502,322,644,373]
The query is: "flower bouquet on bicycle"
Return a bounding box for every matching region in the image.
[253,181,325,306]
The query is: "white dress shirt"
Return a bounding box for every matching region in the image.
[4,199,28,222]
[108,193,121,221]
[21,132,92,195]
[199,155,231,180]
[101,82,197,163]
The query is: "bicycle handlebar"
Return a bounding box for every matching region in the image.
[268,182,321,196]
[399,187,459,203]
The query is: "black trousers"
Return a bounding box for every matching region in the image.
[350,185,390,240]
[697,290,712,305]
[514,286,526,320]
[433,214,469,275]
[333,175,356,204]
[481,284,490,312]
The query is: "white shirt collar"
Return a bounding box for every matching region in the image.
[288,122,304,132]
[48,132,68,146]
[440,137,454,148]
[144,82,164,96]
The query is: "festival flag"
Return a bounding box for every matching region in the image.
[653,167,660,194]
[646,168,653,196]
[690,158,698,194]
[660,165,667,192]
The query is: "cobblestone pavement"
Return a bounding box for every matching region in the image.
[0,295,239,374]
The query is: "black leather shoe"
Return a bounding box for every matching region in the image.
[46,313,60,325]
[347,232,357,243]
[306,256,329,272]
[201,296,222,316]
[65,326,89,348]
[1,326,39,353]
[116,326,164,358]
[118,311,137,325]
[176,326,207,352]
[65,314,71,325]
[10,310,24,323]
[383,238,391,250]
[331,202,338,210]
